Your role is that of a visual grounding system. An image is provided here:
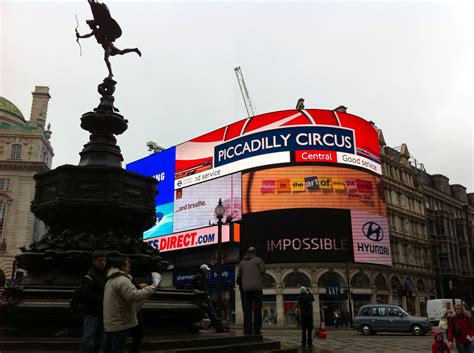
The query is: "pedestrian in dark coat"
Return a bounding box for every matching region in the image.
[297,286,314,348]
[82,250,108,353]
[192,264,225,333]
[238,247,266,335]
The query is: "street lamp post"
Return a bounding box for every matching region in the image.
[214,198,225,321]
[346,262,353,328]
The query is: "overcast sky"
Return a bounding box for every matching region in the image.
[1,0,472,190]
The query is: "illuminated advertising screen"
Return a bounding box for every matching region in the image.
[242,208,354,263]
[241,165,391,266]
[128,109,389,264]
[174,109,381,189]
[173,173,241,233]
[146,224,233,253]
[126,147,176,238]
[242,165,386,215]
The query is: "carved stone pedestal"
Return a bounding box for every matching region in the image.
[0,78,205,334]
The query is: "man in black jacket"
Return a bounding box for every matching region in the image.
[192,264,225,333]
[297,286,314,348]
[82,250,108,353]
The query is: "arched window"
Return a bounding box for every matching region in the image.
[375,274,388,290]
[263,273,276,288]
[351,272,370,288]
[317,271,344,288]
[391,276,401,289]
[11,144,22,159]
[417,279,425,291]
[282,271,311,288]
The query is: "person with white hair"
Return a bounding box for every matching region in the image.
[297,286,314,348]
[192,264,225,333]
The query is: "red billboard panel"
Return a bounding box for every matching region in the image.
[174,109,381,189]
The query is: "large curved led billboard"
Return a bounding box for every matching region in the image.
[174,109,381,189]
[127,108,390,266]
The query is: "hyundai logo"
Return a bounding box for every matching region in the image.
[362,222,384,241]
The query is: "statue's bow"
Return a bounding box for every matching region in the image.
[75,14,82,56]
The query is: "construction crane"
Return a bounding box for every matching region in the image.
[234,66,256,118]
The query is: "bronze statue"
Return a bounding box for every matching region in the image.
[76,0,141,79]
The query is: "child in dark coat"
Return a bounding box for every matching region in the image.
[432,332,450,353]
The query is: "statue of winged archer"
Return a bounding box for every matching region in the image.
[76,0,141,79]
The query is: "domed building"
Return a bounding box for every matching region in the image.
[0,87,54,284]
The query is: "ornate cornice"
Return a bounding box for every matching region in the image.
[386,205,427,222]
[382,176,424,195]
[0,160,50,172]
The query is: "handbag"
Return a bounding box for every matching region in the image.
[438,318,448,330]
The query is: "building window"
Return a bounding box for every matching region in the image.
[263,273,276,288]
[0,178,9,191]
[456,224,465,240]
[351,272,370,288]
[375,274,388,290]
[0,202,6,249]
[391,276,401,290]
[10,144,22,159]
[283,271,311,288]
[416,279,425,291]
[436,218,445,235]
[33,217,42,243]
[318,271,344,288]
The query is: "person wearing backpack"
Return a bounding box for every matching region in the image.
[82,250,108,353]
[103,256,161,353]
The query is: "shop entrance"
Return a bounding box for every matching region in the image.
[320,301,344,327]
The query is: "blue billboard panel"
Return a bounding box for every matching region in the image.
[143,202,174,239]
[126,147,176,206]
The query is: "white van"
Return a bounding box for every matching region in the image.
[426,299,470,324]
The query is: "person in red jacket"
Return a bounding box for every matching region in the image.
[433,332,450,353]
[447,304,474,353]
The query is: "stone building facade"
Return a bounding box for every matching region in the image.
[378,136,436,316]
[420,172,474,302]
[234,134,438,327]
[0,87,54,283]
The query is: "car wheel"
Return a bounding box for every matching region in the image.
[411,324,423,336]
[361,324,372,335]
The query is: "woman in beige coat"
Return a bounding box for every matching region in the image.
[103,257,161,353]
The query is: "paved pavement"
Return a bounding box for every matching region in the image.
[258,327,435,353]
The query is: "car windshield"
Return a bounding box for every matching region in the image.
[398,307,409,316]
